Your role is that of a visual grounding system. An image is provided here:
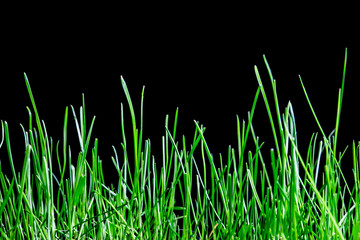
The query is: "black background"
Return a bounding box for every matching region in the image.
[1,5,359,183]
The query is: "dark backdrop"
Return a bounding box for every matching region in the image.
[1,5,359,184]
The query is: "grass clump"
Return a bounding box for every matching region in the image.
[0,49,359,239]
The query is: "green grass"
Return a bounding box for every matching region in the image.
[0,49,359,239]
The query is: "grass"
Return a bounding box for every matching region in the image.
[0,49,359,239]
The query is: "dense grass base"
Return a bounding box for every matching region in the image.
[1,51,359,239]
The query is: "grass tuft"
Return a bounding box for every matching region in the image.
[1,50,359,239]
